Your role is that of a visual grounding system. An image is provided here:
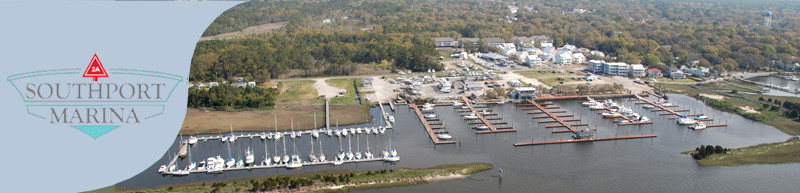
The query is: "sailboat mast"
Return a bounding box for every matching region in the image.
[227,124,233,159]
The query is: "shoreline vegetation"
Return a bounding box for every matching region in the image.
[660,78,800,166]
[118,163,492,193]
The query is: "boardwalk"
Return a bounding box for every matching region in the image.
[378,102,393,128]
[526,99,581,134]
[460,96,516,134]
[409,104,456,144]
[586,97,653,126]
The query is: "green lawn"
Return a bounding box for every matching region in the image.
[275,80,321,105]
[697,138,800,166]
[326,78,363,105]
[516,70,583,86]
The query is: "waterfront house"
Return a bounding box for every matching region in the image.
[628,64,646,77]
[511,87,538,99]
[647,68,663,78]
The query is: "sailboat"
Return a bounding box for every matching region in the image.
[334,119,345,165]
[355,132,362,160]
[188,136,198,145]
[185,143,196,171]
[225,124,236,168]
[372,127,379,135]
[308,137,318,162]
[327,128,333,137]
[228,126,236,143]
[236,157,244,168]
[312,113,320,139]
[365,126,372,134]
[272,116,281,164]
[263,130,271,166]
[379,126,386,134]
[245,146,255,166]
[286,118,303,168]
[346,131,355,160]
[318,136,326,162]
[178,134,188,158]
[364,132,373,159]
[383,129,400,162]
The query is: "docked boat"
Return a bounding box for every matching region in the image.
[282,155,290,164]
[589,104,606,110]
[602,111,622,118]
[260,132,267,140]
[436,133,453,140]
[582,101,598,106]
[346,151,354,160]
[220,135,228,142]
[286,155,303,169]
[424,113,437,118]
[452,101,464,107]
[421,106,434,111]
[694,114,710,119]
[327,129,333,136]
[692,122,707,130]
[463,113,478,119]
[312,130,319,138]
[379,127,386,134]
[236,157,244,168]
[188,136,198,145]
[356,127,363,134]
[384,148,400,162]
[245,147,255,166]
[497,100,505,104]
[171,170,189,176]
[337,149,346,161]
[365,127,372,134]
[197,161,206,169]
[228,135,236,143]
[274,132,282,140]
[642,104,655,109]
[474,125,490,130]
[207,156,224,174]
[389,116,395,123]
[226,157,236,168]
[677,115,697,125]
[157,165,166,173]
[273,155,281,164]
[350,128,356,135]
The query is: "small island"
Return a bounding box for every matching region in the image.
[119,163,492,193]
[686,138,800,166]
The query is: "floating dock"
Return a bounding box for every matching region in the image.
[689,124,728,129]
[525,99,583,134]
[378,102,393,128]
[409,103,456,144]
[460,96,516,134]
[513,135,657,146]
[162,157,388,175]
[586,96,653,126]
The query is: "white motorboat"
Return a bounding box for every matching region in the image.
[286,155,303,169]
[642,104,655,109]
[157,165,166,173]
[350,128,356,135]
[188,136,198,145]
[694,114,710,119]
[463,113,478,119]
[423,103,435,108]
[452,101,464,107]
[384,148,400,162]
[205,157,215,170]
[260,133,267,140]
[207,157,224,174]
[475,125,490,130]
[389,116,395,123]
[582,101,598,106]
[692,122,707,130]
[436,133,453,140]
[677,115,697,125]
[461,106,470,109]
[421,106,434,111]
[197,161,206,169]
[356,127,363,134]
[171,170,189,176]
[220,135,228,142]
[424,113,437,118]
[333,160,344,165]
[245,147,255,166]
[589,104,606,110]
[497,100,505,104]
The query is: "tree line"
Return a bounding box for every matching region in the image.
[691,145,729,160]
[187,84,277,110]
[200,0,800,79]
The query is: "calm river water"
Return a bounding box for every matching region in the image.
[749,75,800,97]
[118,94,799,192]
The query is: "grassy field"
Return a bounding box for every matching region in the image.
[654,77,701,83]
[181,105,370,135]
[516,70,583,86]
[275,80,322,105]
[118,163,492,193]
[696,138,800,166]
[326,78,363,105]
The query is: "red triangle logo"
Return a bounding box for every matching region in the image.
[83,53,109,81]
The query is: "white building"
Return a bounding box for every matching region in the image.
[540,42,554,48]
[572,53,586,64]
[555,50,574,65]
[433,37,456,47]
[526,55,543,66]
[628,64,646,77]
[511,87,538,99]
[587,60,604,73]
[603,62,629,76]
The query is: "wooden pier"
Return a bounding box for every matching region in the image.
[513,134,657,146]
[409,104,456,144]
[586,96,653,126]
[461,96,516,134]
[378,102,392,128]
[689,124,728,129]
[525,99,583,134]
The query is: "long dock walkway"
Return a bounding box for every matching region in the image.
[409,103,456,144]
[526,99,581,134]
[378,102,393,128]
[162,157,387,175]
[513,134,657,146]
[633,95,683,116]
[461,96,516,134]
[587,97,653,125]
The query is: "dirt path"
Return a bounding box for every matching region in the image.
[313,78,341,98]
[199,22,288,41]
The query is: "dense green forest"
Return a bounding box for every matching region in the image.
[192,0,800,82]
[187,84,277,110]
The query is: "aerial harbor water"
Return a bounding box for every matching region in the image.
[749,75,800,97]
[118,94,799,192]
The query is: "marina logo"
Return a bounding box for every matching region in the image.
[7,53,183,139]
